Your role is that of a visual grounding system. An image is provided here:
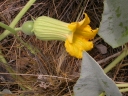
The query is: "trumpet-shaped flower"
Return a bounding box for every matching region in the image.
[21,13,98,58]
[65,13,98,58]
[65,36,93,58]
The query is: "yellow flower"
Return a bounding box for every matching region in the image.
[21,13,98,58]
[65,13,98,58]
[65,36,93,58]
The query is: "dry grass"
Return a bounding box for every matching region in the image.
[0,0,128,96]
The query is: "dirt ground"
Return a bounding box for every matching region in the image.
[0,0,128,96]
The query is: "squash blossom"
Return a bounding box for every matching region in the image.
[21,13,98,58]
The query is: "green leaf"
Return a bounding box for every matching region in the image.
[73,52,122,96]
[98,0,128,48]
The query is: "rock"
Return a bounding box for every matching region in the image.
[96,44,107,54]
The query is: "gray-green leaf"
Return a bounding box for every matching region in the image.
[73,52,122,96]
[98,0,128,48]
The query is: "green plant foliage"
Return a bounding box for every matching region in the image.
[98,0,128,48]
[73,52,122,96]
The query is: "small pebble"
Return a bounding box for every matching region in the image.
[96,44,107,54]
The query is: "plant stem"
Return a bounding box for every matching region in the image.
[0,22,27,90]
[0,0,36,91]
[116,83,128,87]
[0,50,16,74]
[0,54,26,90]
[15,27,22,31]
[0,22,16,34]
[104,47,128,73]
[0,50,7,64]
[120,88,128,92]
[99,92,105,96]
[0,21,37,55]
[0,0,36,41]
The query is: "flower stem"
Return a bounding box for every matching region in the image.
[0,21,37,55]
[116,83,128,87]
[104,47,128,73]
[0,22,16,34]
[120,88,128,92]
[0,0,36,41]
[0,22,29,90]
[15,27,22,31]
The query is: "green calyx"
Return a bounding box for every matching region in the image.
[21,16,73,41]
[21,21,34,35]
[33,16,72,41]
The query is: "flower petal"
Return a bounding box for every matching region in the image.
[78,13,90,27]
[68,22,77,32]
[76,25,98,39]
[67,22,78,43]
[65,36,93,58]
